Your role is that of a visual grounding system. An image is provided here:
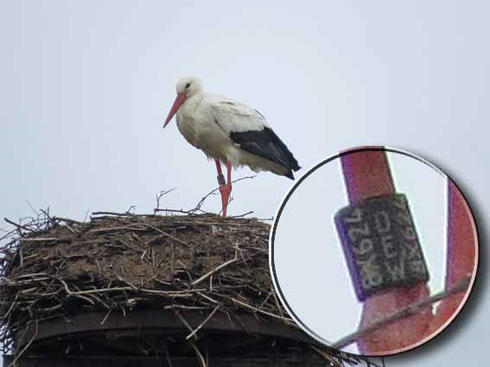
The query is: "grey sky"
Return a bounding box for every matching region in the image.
[1,1,489,366]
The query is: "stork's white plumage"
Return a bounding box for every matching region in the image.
[164,77,300,216]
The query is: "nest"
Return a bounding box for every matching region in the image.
[0,211,377,366]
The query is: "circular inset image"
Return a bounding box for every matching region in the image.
[270,146,479,356]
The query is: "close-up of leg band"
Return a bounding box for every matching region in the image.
[335,194,430,302]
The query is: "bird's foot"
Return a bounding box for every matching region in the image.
[219,183,232,217]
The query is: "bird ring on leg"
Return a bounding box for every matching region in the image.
[335,194,430,302]
[217,174,226,186]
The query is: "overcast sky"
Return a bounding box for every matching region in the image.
[1,1,489,366]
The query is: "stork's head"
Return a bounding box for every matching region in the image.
[176,76,202,97]
[164,77,202,128]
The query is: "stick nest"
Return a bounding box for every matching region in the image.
[1,212,287,339]
[0,211,378,366]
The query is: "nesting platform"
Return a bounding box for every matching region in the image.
[0,212,372,366]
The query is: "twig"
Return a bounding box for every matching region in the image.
[230,211,254,218]
[191,175,256,213]
[196,291,220,305]
[8,321,38,367]
[309,345,342,367]
[271,289,285,318]
[20,237,62,242]
[192,258,239,286]
[143,224,190,247]
[333,276,472,349]
[175,311,194,334]
[154,188,177,213]
[3,218,32,233]
[163,341,174,367]
[230,298,295,324]
[60,280,133,295]
[189,340,207,367]
[186,305,220,340]
[91,211,135,217]
[100,309,113,325]
[89,226,146,234]
[52,216,82,225]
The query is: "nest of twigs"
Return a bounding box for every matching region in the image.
[0,211,378,366]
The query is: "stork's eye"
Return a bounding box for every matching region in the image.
[185,83,191,89]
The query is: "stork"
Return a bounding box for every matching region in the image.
[164,77,300,217]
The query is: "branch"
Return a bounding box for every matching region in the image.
[333,276,472,349]
[154,188,177,213]
[192,257,238,286]
[190,175,256,214]
[186,305,220,340]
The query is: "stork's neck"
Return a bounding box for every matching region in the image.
[179,92,204,116]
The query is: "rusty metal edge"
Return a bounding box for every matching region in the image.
[3,355,331,367]
[17,309,322,348]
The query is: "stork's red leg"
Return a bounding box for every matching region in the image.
[221,162,233,217]
[341,149,431,354]
[215,159,225,185]
[214,159,232,217]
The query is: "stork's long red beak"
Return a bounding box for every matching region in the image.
[163,92,186,128]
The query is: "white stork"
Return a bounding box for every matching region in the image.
[163,77,300,217]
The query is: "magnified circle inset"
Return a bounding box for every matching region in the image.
[270,146,479,357]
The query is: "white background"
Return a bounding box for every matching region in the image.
[1,1,489,366]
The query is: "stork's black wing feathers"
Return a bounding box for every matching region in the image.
[229,127,301,180]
